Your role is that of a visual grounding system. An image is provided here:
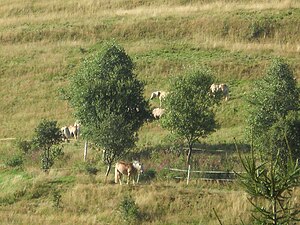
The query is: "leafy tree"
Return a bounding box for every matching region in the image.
[32,119,64,172]
[246,58,300,160]
[237,147,300,224]
[161,68,219,184]
[67,42,150,180]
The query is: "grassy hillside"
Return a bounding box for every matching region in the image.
[1,0,299,141]
[1,0,300,224]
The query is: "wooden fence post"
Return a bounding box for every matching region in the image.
[84,141,88,161]
[187,164,191,185]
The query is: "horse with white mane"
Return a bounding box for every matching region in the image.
[115,160,144,185]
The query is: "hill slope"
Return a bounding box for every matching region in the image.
[1,0,299,143]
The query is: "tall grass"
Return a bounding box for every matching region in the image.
[0,1,300,223]
[1,0,299,138]
[0,169,255,225]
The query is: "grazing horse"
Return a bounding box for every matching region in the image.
[210,83,229,101]
[152,107,165,119]
[68,123,80,140]
[61,126,71,142]
[150,91,168,107]
[115,160,144,185]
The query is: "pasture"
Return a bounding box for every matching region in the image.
[1,0,300,224]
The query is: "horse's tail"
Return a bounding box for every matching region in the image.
[115,163,119,184]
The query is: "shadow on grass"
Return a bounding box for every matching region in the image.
[191,142,250,154]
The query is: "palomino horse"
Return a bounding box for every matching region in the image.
[115,160,144,185]
[210,83,229,101]
[61,126,71,142]
[68,123,80,140]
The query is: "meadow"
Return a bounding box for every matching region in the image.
[0,0,300,224]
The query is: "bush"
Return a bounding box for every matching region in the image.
[118,195,141,225]
[5,155,23,168]
[247,17,276,40]
[15,139,33,154]
[52,189,62,209]
[85,163,99,175]
[142,168,156,182]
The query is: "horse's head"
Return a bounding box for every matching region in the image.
[133,160,144,174]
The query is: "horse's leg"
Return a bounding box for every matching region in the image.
[118,172,123,185]
[127,173,130,185]
[115,167,118,184]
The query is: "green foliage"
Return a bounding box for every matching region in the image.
[15,139,33,154]
[142,168,157,182]
[32,119,64,172]
[52,189,62,209]
[67,41,150,171]
[267,112,300,162]
[118,195,141,225]
[247,17,276,40]
[161,68,219,164]
[32,119,62,151]
[84,162,99,175]
[5,155,23,168]
[162,133,185,156]
[246,58,300,159]
[237,148,300,224]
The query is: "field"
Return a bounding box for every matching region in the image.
[1,0,300,224]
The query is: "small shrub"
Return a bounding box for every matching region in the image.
[52,190,62,209]
[0,195,17,206]
[51,146,64,159]
[247,18,276,40]
[15,139,33,154]
[5,155,23,168]
[118,195,141,224]
[85,163,99,175]
[142,168,156,182]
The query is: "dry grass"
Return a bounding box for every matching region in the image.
[1,1,300,223]
[2,173,298,224]
[0,173,254,225]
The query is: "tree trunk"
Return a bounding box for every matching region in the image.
[186,142,193,185]
[105,163,112,183]
[273,199,277,225]
[187,164,191,185]
[84,141,88,161]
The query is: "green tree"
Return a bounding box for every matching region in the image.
[237,147,300,224]
[161,68,219,184]
[246,58,300,160]
[32,119,64,172]
[67,42,150,180]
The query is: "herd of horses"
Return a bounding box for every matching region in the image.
[60,122,144,185]
[115,160,144,185]
[59,83,228,185]
[150,83,229,119]
[60,121,80,142]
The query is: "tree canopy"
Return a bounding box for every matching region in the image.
[66,42,150,178]
[32,119,64,171]
[246,58,300,160]
[161,68,218,165]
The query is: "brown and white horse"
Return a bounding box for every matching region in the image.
[115,160,144,185]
